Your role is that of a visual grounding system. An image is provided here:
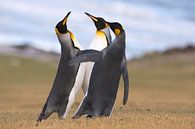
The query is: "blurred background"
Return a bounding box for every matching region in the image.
[0,0,195,58]
[0,1,195,128]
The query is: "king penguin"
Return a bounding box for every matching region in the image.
[82,12,112,93]
[69,22,129,118]
[37,11,86,122]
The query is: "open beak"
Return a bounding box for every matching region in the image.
[85,12,98,22]
[62,11,71,25]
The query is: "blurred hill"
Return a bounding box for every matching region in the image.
[132,44,195,64]
[0,44,60,63]
[163,45,195,54]
[1,44,195,62]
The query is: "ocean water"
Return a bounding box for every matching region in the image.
[0,0,195,58]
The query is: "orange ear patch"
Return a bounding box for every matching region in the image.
[114,29,121,35]
[55,28,61,34]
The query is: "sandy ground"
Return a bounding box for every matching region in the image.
[0,51,195,129]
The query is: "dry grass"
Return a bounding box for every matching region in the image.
[0,54,195,129]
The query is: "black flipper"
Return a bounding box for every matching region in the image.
[121,56,129,105]
[69,49,102,65]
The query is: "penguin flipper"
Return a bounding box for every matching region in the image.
[121,56,129,105]
[69,50,102,65]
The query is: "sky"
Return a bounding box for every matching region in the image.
[0,0,195,58]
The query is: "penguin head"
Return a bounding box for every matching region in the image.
[55,11,71,35]
[85,12,109,31]
[106,22,124,36]
[55,12,79,50]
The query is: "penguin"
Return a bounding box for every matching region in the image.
[37,11,86,122]
[69,22,129,118]
[82,12,112,93]
[107,22,129,105]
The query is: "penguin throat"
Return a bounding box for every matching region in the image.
[101,27,111,45]
[94,31,108,47]
[96,31,106,38]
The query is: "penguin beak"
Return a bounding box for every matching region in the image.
[62,11,71,25]
[85,12,98,22]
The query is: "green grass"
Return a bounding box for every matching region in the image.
[0,54,195,129]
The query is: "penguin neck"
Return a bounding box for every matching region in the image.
[108,33,126,60]
[112,31,126,51]
[88,30,108,50]
[57,33,74,57]
[69,31,82,50]
[96,31,106,38]
[101,27,112,44]
[60,45,78,62]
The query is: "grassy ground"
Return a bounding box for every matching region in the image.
[0,53,195,129]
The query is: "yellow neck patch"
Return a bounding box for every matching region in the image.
[69,31,76,42]
[96,31,105,37]
[114,29,121,36]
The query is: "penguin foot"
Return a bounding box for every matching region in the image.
[35,121,40,126]
[72,115,80,119]
[58,116,65,120]
[86,114,93,118]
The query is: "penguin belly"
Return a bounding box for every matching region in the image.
[83,35,108,93]
[63,62,86,118]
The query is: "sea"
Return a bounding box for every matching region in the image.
[0,0,195,59]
